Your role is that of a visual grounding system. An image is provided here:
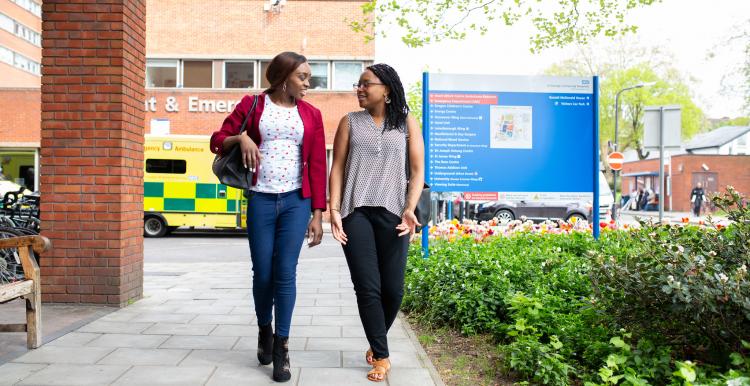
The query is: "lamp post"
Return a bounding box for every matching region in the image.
[612,82,655,220]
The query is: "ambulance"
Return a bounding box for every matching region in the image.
[143,135,246,237]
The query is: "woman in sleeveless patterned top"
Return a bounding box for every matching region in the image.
[328,63,425,382]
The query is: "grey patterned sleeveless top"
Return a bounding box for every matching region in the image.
[340,110,407,219]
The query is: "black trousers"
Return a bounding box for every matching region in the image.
[342,207,410,359]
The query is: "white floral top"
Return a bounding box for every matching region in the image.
[251,96,304,193]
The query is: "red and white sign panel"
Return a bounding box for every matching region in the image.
[463,192,499,201]
[607,152,624,171]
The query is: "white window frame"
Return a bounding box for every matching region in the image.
[332,61,364,91]
[0,44,40,75]
[308,61,330,90]
[11,0,41,18]
[223,60,258,89]
[146,59,180,88]
[181,59,214,89]
[0,12,40,47]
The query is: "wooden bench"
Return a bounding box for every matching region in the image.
[0,235,50,349]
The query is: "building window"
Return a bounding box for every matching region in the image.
[333,61,363,90]
[225,61,255,89]
[0,46,13,65]
[13,52,39,74]
[183,60,212,88]
[146,59,179,87]
[309,62,329,90]
[0,45,40,75]
[146,159,186,174]
[10,0,41,17]
[0,13,13,33]
[260,60,271,89]
[0,12,40,46]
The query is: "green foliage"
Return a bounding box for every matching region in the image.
[406,81,423,126]
[591,187,750,357]
[349,0,659,53]
[546,58,705,159]
[403,187,750,384]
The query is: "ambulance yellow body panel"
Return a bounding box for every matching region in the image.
[143,135,247,237]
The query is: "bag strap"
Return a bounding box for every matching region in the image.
[238,95,259,135]
[404,130,411,181]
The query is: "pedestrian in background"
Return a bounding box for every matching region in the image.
[328,63,425,382]
[690,182,706,217]
[210,51,327,383]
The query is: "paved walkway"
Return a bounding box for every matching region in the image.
[0,235,441,386]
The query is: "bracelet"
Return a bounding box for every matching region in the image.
[330,208,340,212]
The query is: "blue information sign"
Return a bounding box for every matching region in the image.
[421,73,601,252]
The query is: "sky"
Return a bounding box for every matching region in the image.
[374,0,750,119]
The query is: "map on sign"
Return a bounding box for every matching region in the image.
[490,105,533,149]
[425,73,597,202]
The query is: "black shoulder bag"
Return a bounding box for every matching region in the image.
[212,95,259,190]
[406,131,431,231]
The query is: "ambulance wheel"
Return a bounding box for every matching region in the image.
[144,216,167,238]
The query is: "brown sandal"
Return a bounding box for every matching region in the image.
[367,358,390,382]
[365,348,374,365]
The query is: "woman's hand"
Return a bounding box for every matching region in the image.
[330,210,348,245]
[307,211,323,247]
[238,133,260,172]
[396,209,421,238]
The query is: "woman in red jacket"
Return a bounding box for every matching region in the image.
[210,51,326,383]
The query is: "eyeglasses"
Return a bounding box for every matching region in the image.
[352,82,385,90]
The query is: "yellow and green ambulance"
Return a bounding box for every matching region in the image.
[143,135,246,237]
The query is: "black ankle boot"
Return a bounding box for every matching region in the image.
[272,334,291,382]
[257,324,273,365]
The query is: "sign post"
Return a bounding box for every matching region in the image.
[643,105,681,223]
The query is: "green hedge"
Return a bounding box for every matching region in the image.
[403,188,749,385]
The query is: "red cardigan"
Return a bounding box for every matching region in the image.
[210,94,327,211]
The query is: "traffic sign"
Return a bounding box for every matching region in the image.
[608,152,624,171]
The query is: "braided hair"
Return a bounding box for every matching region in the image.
[367,63,409,132]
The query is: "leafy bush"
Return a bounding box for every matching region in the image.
[591,187,750,360]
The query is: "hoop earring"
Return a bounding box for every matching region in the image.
[283,82,287,93]
[384,95,391,104]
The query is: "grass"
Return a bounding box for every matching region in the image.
[406,314,515,386]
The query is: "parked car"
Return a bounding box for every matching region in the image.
[463,171,614,223]
[466,199,592,223]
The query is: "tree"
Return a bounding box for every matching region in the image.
[546,48,705,161]
[349,0,659,53]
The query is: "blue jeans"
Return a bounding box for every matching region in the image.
[246,189,311,337]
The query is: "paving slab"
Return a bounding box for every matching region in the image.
[0,363,47,386]
[97,348,190,366]
[205,366,301,386]
[16,364,129,386]
[141,323,217,336]
[12,346,114,365]
[178,349,255,367]
[159,335,239,350]
[111,365,215,386]
[85,333,170,349]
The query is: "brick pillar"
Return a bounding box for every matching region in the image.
[40,1,146,306]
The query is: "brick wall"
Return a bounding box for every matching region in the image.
[621,155,750,212]
[0,88,40,145]
[40,0,146,306]
[146,0,373,58]
[144,89,360,144]
[670,155,750,212]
